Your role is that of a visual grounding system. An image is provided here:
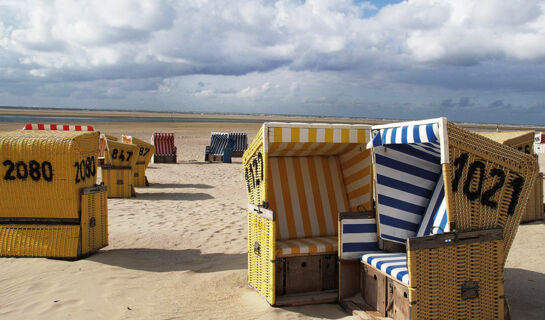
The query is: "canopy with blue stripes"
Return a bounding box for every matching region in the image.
[367,123,440,149]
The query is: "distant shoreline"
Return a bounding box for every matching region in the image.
[1,107,544,131]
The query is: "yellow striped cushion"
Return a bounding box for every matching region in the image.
[276,236,338,257]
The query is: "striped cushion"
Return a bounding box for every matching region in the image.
[374,142,442,243]
[153,133,175,156]
[276,236,337,257]
[340,218,379,259]
[268,156,349,240]
[416,174,449,237]
[362,252,409,285]
[367,123,440,148]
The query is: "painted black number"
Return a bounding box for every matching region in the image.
[3,160,16,180]
[463,161,485,201]
[112,149,118,159]
[29,160,41,181]
[452,153,468,192]
[126,152,133,162]
[42,161,53,181]
[481,168,505,209]
[507,176,524,216]
[16,161,28,180]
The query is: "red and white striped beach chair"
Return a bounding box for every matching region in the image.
[151,133,176,163]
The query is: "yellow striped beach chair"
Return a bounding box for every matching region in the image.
[338,118,539,319]
[244,122,373,306]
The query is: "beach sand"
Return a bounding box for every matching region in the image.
[0,120,544,319]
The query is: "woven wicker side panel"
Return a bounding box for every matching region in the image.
[408,240,504,320]
[446,123,538,261]
[248,211,275,305]
[243,133,266,206]
[0,224,80,258]
[81,189,108,255]
[0,131,99,219]
[102,168,134,198]
[133,163,147,187]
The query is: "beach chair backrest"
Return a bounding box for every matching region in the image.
[122,135,155,166]
[370,118,539,261]
[369,121,445,243]
[228,132,248,152]
[152,133,175,156]
[209,132,230,156]
[244,123,373,241]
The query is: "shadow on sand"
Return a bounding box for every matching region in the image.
[89,248,246,273]
[134,192,214,201]
[505,267,545,318]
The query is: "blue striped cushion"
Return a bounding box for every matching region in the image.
[368,123,440,148]
[340,218,379,259]
[374,142,442,243]
[210,132,230,155]
[362,252,409,285]
[416,174,449,237]
[228,132,248,152]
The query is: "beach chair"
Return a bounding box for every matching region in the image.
[338,118,538,319]
[205,132,230,162]
[102,139,138,198]
[122,135,155,187]
[0,130,108,259]
[480,131,544,223]
[244,122,373,306]
[99,134,118,158]
[151,132,176,163]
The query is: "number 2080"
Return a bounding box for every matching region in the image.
[3,160,54,182]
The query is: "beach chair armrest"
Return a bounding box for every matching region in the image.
[338,211,379,260]
[248,203,275,221]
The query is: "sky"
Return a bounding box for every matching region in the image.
[1,0,545,125]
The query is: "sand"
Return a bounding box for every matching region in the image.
[0,120,544,320]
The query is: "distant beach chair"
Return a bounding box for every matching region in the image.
[479,130,544,223]
[337,118,538,319]
[151,132,177,163]
[102,139,138,198]
[205,132,248,162]
[0,130,108,259]
[122,135,155,187]
[244,122,373,306]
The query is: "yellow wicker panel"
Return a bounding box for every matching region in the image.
[81,186,108,255]
[133,163,148,187]
[248,211,276,305]
[122,135,155,167]
[243,133,266,206]
[0,130,99,219]
[104,139,139,168]
[0,224,80,258]
[407,237,504,320]
[445,123,539,262]
[102,167,134,198]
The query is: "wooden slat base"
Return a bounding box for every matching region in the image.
[340,295,391,320]
[274,290,338,307]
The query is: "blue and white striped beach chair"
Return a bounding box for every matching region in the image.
[338,117,539,319]
[228,132,248,157]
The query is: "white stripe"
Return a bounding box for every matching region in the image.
[376,164,437,191]
[379,224,415,241]
[349,129,358,143]
[316,128,325,143]
[379,184,430,207]
[345,174,371,193]
[342,233,377,244]
[378,204,423,225]
[270,158,289,240]
[377,147,441,173]
[282,127,291,143]
[349,193,371,209]
[333,128,341,143]
[300,128,309,143]
[315,158,334,235]
[419,125,428,143]
[300,158,320,236]
[330,158,348,219]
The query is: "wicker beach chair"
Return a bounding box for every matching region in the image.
[243,122,373,306]
[151,132,177,163]
[122,135,155,187]
[338,118,538,319]
[0,130,107,259]
[206,132,248,162]
[480,131,544,223]
[102,139,138,198]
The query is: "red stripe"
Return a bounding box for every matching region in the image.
[37,124,45,130]
[24,123,32,130]
[75,125,81,131]
[63,125,70,130]
[87,126,94,131]
[51,124,57,130]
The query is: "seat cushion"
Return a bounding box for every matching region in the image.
[276,236,337,257]
[361,252,409,285]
